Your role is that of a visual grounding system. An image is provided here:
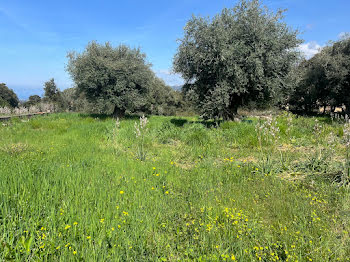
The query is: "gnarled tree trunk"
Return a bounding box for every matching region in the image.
[224,102,239,121]
[113,106,125,119]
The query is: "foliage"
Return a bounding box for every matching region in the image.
[290,36,350,114]
[60,87,92,113]
[24,95,42,108]
[146,78,187,116]
[43,78,63,110]
[0,83,19,108]
[67,42,159,117]
[173,0,301,120]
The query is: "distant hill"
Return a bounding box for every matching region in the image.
[171,85,183,91]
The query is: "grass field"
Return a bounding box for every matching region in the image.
[1,113,350,261]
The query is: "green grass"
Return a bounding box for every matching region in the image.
[1,113,350,261]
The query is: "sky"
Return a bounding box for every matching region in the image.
[0,0,349,100]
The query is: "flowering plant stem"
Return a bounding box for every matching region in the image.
[134,115,148,161]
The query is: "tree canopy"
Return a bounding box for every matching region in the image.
[289,36,350,114]
[0,83,19,108]
[42,78,64,111]
[25,95,41,107]
[145,77,186,116]
[66,42,157,117]
[173,0,301,120]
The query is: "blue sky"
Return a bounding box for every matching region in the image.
[0,0,349,100]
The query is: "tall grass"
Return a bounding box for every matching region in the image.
[0,113,350,261]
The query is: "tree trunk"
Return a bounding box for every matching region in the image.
[345,104,350,117]
[113,106,125,119]
[331,106,335,114]
[225,102,239,121]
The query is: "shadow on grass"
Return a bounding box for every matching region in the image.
[79,113,254,128]
[78,113,141,121]
[170,118,220,128]
[242,119,254,124]
[170,118,242,128]
[170,119,188,127]
[78,113,110,120]
[291,110,339,124]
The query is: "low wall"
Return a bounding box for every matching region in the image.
[0,112,50,122]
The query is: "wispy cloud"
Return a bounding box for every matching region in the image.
[306,24,314,30]
[298,41,322,59]
[157,69,172,75]
[338,32,349,39]
[0,6,30,32]
[155,69,184,86]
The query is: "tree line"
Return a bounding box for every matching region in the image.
[1,0,349,119]
[289,35,350,115]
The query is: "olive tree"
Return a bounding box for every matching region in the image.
[0,83,19,108]
[290,36,350,114]
[28,95,41,105]
[173,0,301,120]
[325,37,350,114]
[23,95,41,108]
[66,42,156,118]
[146,77,186,115]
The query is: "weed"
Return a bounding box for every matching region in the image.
[134,114,148,161]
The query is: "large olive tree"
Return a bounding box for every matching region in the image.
[173,0,301,120]
[67,42,156,117]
